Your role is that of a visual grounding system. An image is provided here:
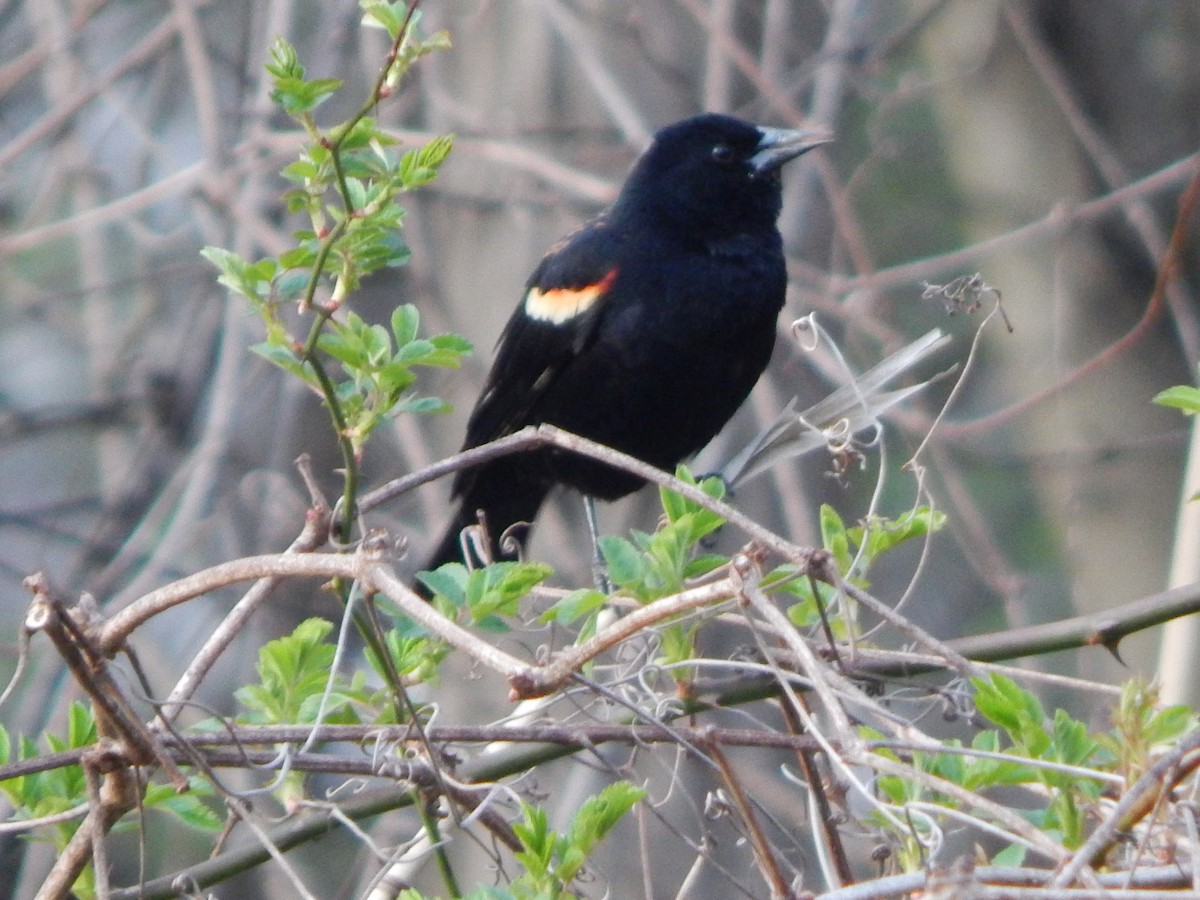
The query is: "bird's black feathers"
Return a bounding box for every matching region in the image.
[426,113,827,573]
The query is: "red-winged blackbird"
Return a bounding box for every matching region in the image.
[426,113,828,573]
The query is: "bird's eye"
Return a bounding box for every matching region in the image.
[710,144,735,164]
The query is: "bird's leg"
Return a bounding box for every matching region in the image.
[583,495,612,594]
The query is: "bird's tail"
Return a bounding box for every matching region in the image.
[419,457,553,587]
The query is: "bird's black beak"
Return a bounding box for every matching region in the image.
[749,125,832,176]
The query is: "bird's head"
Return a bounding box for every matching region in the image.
[617,113,830,239]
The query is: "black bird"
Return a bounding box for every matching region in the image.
[426,113,828,573]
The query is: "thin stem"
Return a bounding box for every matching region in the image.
[292,0,424,539]
[415,792,461,898]
[305,355,359,539]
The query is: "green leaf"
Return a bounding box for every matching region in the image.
[333,116,384,151]
[659,481,688,523]
[201,247,277,303]
[991,843,1027,867]
[265,37,304,81]
[0,703,97,828]
[281,157,320,183]
[1048,708,1098,769]
[67,700,97,748]
[971,674,1051,757]
[279,245,318,269]
[465,562,552,621]
[199,245,242,280]
[360,0,410,39]
[658,622,700,667]
[557,782,645,882]
[279,78,342,117]
[658,464,725,524]
[393,395,449,415]
[344,177,369,210]
[317,317,374,367]
[682,553,726,579]
[961,738,1037,791]
[363,629,447,687]
[392,304,420,345]
[854,506,946,560]
[377,361,419,396]
[235,618,363,725]
[397,142,449,189]
[418,133,454,170]
[512,802,555,879]
[394,337,436,364]
[416,563,468,608]
[143,778,222,831]
[458,889,514,900]
[541,589,607,625]
[275,268,313,302]
[1143,704,1195,745]
[819,504,853,574]
[600,536,644,589]
[1153,384,1200,415]
[251,342,317,387]
[431,333,472,354]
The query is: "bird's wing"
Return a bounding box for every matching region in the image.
[460,216,624,452]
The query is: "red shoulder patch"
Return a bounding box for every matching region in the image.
[524,269,618,325]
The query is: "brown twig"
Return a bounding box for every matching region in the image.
[0,724,824,785]
[34,758,136,900]
[365,423,819,567]
[706,738,795,899]
[160,457,331,722]
[779,700,854,889]
[948,578,1200,664]
[22,575,188,791]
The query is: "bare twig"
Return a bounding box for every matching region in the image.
[706,739,794,899]
[23,575,188,791]
[34,744,139,900]
[161,461,332,722]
